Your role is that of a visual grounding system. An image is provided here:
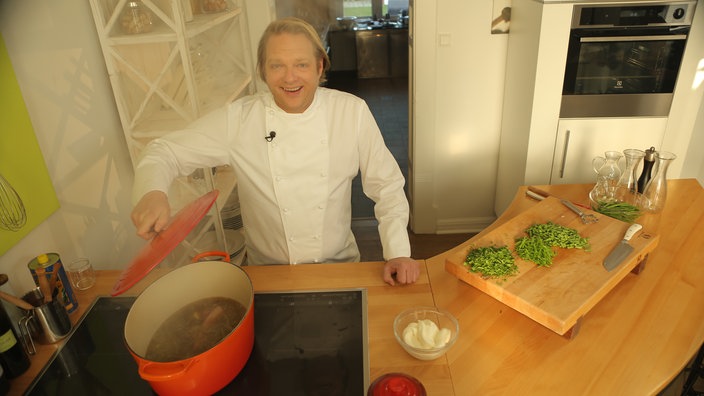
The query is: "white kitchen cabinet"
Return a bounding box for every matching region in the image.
[89,0,254,266]
[550,118,668,185]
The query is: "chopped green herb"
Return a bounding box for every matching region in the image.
[462,222,590,280]
[594,201,641,223]
[515,235,556,267]
[524,222,591,251]
[463,245,518,281]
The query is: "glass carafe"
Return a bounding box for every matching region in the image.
[614,148,645,207]
[617,149,645,192]
[641,151,677,213]
[590,151,622,202]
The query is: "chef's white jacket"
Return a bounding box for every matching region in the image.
[133,87,411,265]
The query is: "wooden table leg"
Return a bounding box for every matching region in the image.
[631,254,649,275]
[563,317,583,340]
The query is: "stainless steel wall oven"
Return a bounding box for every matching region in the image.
[560,2,697,118]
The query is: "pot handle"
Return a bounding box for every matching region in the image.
[139,358,196,382]
[192,250,230,263]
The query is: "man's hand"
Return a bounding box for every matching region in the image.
[383,257,421,286]
[131,190,171,240]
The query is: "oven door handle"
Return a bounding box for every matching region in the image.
[581,34,688,43]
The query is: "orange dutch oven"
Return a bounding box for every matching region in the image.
[113,190,255,395]
[124,261,254,395]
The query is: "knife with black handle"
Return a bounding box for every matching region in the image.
[603,223,643,271]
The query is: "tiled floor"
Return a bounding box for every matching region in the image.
[325,71,409,219]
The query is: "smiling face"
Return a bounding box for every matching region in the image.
[263,32,323,114]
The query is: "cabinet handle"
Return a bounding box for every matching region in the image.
[559,129,571,179]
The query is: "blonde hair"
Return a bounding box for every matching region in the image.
[257,17,331,84]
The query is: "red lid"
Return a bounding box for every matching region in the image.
[111,190,219,296]
[367,373,427,396]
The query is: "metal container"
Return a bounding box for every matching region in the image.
[28,253,78,314]
[18,288,72,354]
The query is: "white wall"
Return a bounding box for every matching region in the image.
[0,1,144,294]
[682,97,704,182]
[410,0,508,233]
[663,0,704,181]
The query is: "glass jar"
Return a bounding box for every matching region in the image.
[200,0,228,13]
[120,1,154,35]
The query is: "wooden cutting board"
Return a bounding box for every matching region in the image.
[444,196,659,337]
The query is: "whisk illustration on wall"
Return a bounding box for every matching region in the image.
[0,173,27,231]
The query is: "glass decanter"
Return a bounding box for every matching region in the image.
[590,150,622,202]
[613,148,645,207]
[641,151,677,213]
[617,149,645,192]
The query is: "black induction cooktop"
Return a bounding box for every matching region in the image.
[25,290,369,395]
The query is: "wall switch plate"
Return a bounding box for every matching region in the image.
[439,33,451,47]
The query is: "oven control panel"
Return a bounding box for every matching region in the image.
[572,1,696,28]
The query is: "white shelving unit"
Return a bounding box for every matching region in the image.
[89,0,254,162]
[89,0,254,266]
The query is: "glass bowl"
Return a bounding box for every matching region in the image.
[393,307,459,361]
[589,186,647,223]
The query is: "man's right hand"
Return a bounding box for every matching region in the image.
[131,190,171,240]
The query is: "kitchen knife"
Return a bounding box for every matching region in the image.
[603,223,643,271]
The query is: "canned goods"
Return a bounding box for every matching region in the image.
[28,253,78,314]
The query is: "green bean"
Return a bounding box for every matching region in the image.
[594,201,641,223]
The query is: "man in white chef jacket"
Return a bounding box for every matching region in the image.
[131,17,420,286]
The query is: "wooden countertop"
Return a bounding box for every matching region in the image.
[427,179,704,395]
[9,179,704,395]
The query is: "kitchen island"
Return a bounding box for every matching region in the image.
[9,179,704,395]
